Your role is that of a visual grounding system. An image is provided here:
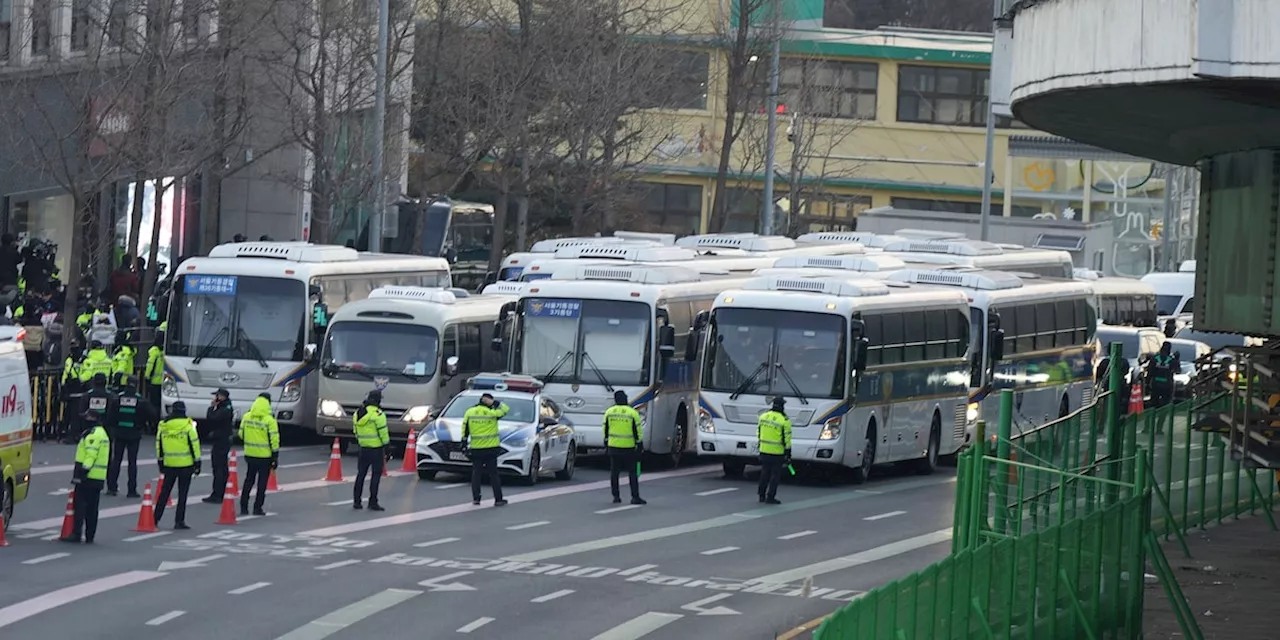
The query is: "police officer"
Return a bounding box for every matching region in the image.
[155,401,201,530]
[603,390,646,505]
[80,373,114,439]
[238,393,278,516]
[59,343,86,443]
[60,412,110,543]
[144,335,164,413]
[106,375,155,498]
[352,390,390,511]
[202,388,235,504]
[110,330,136,389]
[756,397,792,505]
[1147,342,1179,409]
[78,340,112,383]
[462,392,510,507]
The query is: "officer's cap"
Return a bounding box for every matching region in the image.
[212,388,230,398]
[366,390,383,404]
[89,340,103,349]
[613,390,628,405]
[480,392,494,400]
[171,401,188,416]
[258,392,272,401]
[771,396,786,409]
[92,373,107,386]
[121,374,137,388]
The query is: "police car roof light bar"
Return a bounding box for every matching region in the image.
[467,374,544,393]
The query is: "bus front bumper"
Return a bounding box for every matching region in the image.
[696,431,844,465]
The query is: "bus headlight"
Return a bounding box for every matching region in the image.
[403,405,433,424]
[319,399,345,418]
[161,375,177,398]
[697,409,714,433]
[819,419,840,440]
[280,380,302,402]
[967,403,979,424]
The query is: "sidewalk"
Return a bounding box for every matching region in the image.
[1145,509,1280,640]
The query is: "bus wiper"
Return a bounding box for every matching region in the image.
[542,350,575,381]
[328,363,375,380]
[193,326,229,364]
[729,362,769,400]
[773,362,810,405]
[236,327,269,368]
[581,351,614,392]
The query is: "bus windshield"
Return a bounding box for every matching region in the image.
[168,275,307,361]
[321,321,439,383]
[515,298,651,387]
[701,308,846,400]
[1155,294,1182,315]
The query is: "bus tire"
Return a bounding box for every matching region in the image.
[851,421,876,484]
[1,479,11,532]
[663,419,688,469]
[722,460,746,478]
[914,414,941,475]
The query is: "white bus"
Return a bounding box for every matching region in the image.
[497,232,676,281]
[163,242,451,432]
[887,269,1098,431]
[697,275,975,481]
[494,264,751,466]
[315,286,518,450]
[878,237,1076,278]
[1074,270,1158,327]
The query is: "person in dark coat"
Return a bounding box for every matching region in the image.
[0,234,19,288]
[201,388,235,503]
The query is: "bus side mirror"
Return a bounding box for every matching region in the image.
[444,355,459,377]
[684,331,699,362]
[989,329,1005,362]
[490,321,503,352]
[853,337,869,372]
[498,301,516,322]
[693,310,710,331]
[304,343,318,363]
[659,325,676,359]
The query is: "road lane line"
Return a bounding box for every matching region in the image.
[504,476,953,563]
[617,564,658,576]
[123,532,172,543]
[29,447,313,476]
[435,483,467,490]
[700,546,739,556]
[22,553,70,565]
[591,613,683,640]
[298,466,716,537]
[274,588,421,640]
[413,537,461,548]
[531,589,575,603]
[146,611,185,626]
[324,500,351,506]
[0,570,167,629]
[750,528,953,584]
[778,530,817,540]
[863,510,907,521]
[596,505,641,514]
[507,521,550,531]
[277,461,324,469]
[229,582,271,595]
[694,487,738,496]
[315,560,363,571]
[457,617,495,633]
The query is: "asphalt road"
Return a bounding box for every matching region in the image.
[2,441,958,639]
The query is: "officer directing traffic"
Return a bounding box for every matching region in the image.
[756,397,792,505]
[155,401,201,530]
[1146,342,1179,409]
[239,393,279,516]
[61,412,110,544]
[352,390,390,511]
[106,375,156,498]
[463,392,510,507]
[603,390,646,505]
[202,388,235,504]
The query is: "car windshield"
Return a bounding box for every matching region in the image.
[441,395,537,423]
[167,275,307,361]
[1155,294,1183,315]
[515,298,651,386]
[701,308,846,399]
[321,321,439,383]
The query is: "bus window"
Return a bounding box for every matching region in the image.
[863,314,883,366]
[1034,303,1055,351]
[1054,300,1075,347]
[1015,305,1035,353]
[902,312,925,362]
[880,313,904,365]
[924,310,947,360]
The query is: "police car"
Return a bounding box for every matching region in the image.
[414,374,577,485]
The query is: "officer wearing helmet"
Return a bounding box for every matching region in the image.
[105,374,156,497]
[756,396,792,505]
[352,390,390,511]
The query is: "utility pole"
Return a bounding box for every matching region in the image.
[1160,164,1175,271]
[760,0,781,235]
[368,0,390,252]
[979,0,1004,242]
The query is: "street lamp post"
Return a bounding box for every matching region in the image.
[368,0,390,252]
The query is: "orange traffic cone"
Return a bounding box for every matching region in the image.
[216,478,238,525]
[1128,383,1145,415]
[58,491,76,539]
[324,438,344,482]
[0,510,10,547]
[400,430,417,473]
[156,476,175,507]
[132,482,158,533]
[267,468,280,492]
[229,450,241,494]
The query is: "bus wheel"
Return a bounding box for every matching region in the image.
[664,422,687,468]
[722,460,745,478]
[1,480,11,531]
[851,422,876,484]
[915,415,941,475]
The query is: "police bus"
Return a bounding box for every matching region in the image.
[1074,270,1158,327]
[876,237,1075,278]
[696,275,975,482]
[886,269,1098,431]
[494,263,751,466]
[497,232,676,281]
[163,242,451,433]
[315,285,519,451]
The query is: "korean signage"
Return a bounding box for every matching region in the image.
[185,275,239,296]
[86,95,135,158]
[526,299,581,319]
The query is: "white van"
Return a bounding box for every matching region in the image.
[1139,271,1194,317]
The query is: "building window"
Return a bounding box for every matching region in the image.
[108,0,130,47]
[798,194,871,231]
[30,0,52,56]
[897,65,992,127]
[779,58,877,119]
[71,0,91,52]
[0,0,11,61]
[643,183,702,235]
[891,196,1041,217]
[635,49,708,111]
[724,188,765,233]
[181,0,200,42]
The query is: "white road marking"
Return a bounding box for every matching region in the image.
[457,617,495,633]
[778,530,817,540]
[751,528,954,584]
[531,589,575,603]
[315,559,363,571]
[324,500,351,506]
[700,547,739,556]
[228,582,271,595]
[146,611,185,626]
[22,553,70,565]
[123,532,172,543]
[591,612,683,639]
[694,487,738,497]
[0,570,167,629]
[507,521,550,531]
[595,505,642,514]
[435,483,467,490]
[616,564,658,576]
[277,461,324,469]
[863,510,907,521]
[274,588,421,640]
[413,537,461,548]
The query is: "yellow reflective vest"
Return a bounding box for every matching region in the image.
[76,425,111,481]
[463,402,509,450]
[239,397,280,459]
[757,410,792,456]
[603,404,643,449]
[112,344,137,386]
[145,346,164,385]
[354,405,390,449]
[157,417,200,468]
[79,349,112,382]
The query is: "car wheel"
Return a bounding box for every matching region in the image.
[914,416,941,475]
[722,460,746,478]
[851,423,876,484]
[555,444,576,481]
[523,448,541,486]
[417,469,437,481]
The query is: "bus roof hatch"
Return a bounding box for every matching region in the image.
[369,286,457,304]
[552,245,698,262]
[552,264,702,285]
[881,239,1005,256]
[771,255,901,272]
[743,275,891,297]
[208,242,360,262]
[888,269,1023,291]
[676,234,796,252]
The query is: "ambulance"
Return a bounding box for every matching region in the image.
[0,330,33,530]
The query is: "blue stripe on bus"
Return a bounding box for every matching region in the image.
[163,360,186,383]
[814,400,853,423]
[275,363,314,386]
[698,394,722,419]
